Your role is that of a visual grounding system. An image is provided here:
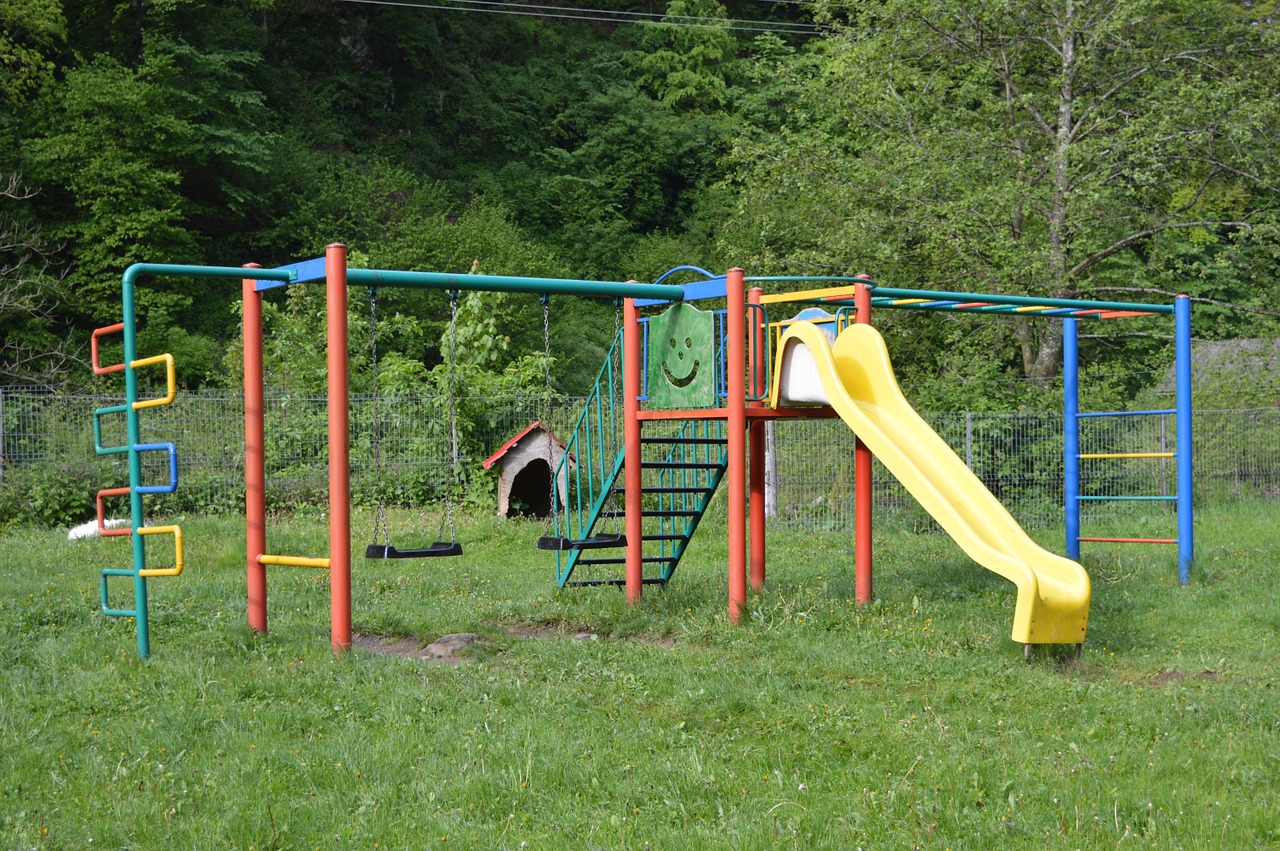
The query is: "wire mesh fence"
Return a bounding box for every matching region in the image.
[2,386,1277,530]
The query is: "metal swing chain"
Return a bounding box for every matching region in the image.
[369,287,390,548]
[541,295,559,534]
[440,291,461,545]
[605,298,624,534]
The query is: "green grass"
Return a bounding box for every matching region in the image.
[2,501,1278,848]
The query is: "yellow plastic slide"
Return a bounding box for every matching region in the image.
[770,322,1090,646]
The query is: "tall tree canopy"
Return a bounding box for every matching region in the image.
[722,0,1280,383]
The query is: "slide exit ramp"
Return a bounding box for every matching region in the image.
[771,322,1090,646]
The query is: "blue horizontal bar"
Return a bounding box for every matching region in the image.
[256,257,323,291]
[134,442,179,494]
[1076,495,1178,502]
[1076,409,1176,419]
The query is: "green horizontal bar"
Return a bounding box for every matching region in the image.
[125,263,293,284]
[868,286,1174,315]
[1076,495,1178,502]
[349,269,684,300]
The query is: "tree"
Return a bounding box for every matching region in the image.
[723,0,1280,384]
[0,175,76,385]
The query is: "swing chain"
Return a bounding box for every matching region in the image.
[369,287,389,548]
[541,295,558,528]
[440,291,461,545]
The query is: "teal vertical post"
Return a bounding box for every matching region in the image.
[1175,295,1193,583]
[121,269,150,659]
[1063,317,1080,560]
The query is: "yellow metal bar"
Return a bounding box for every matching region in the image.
[259,554,331,569]
[138,525,184,577]
[1080,452,1176,459]
[1014,305,1055,314]
[130,353,176,410]
[891,298,932,306]
[759,285,861,305]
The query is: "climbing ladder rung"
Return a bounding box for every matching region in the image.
[1078,452,1175,459]
[96,487,133,537]
[129,353,176,410]
[1080,537,1177,544]
[599,509,700,519]
[1076,495,1176,502]
[566,577,669,587]
[640,461,722,470]
[259,554,331,569]
[99,569,138,618]
[138,525,185,577]
[135,442,179,494]
[91,323,126,375]
[617,486,714,495]
[641,436,728,445]
[642,534,689,542]
[575,556,674,566]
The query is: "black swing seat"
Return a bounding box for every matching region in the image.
[365,541,463,559]
[537,533,627,551]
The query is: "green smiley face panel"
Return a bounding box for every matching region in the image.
[646,303,716,409]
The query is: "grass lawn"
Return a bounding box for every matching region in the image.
[2,499,1277,848]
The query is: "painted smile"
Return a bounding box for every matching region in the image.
[663,358,701,388]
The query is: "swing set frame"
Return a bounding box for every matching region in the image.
[242,244,680,652]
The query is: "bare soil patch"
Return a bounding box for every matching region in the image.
[352,632,487,665]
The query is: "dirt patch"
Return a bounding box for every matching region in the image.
[352,632,487,665]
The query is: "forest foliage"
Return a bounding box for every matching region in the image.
[2,0,1278,408]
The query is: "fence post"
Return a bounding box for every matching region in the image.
[764,420,778,518]
[965,412,973,469]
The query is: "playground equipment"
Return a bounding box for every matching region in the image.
[364,287,463,560]
[91,248,1191,658]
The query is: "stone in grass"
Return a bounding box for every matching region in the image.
[426,632,487,659]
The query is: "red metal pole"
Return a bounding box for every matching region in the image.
[726,269,747,622]
[326,244,352,652]
[748,286,766,592]
[623,297,643,603]
[242,267,268,634]
[854,278,873,604]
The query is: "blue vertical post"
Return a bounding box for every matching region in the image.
[1175,295,1193,583]
[1063,317,1080,560]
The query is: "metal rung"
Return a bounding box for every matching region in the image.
[576,556,674,566]
[1076,495,1176,502]
[641,437,727,445]
[640,461,723,470]
[627,486,714,495]
[642,534,689,542]
[599,509,699,518]
[259,553,332,568]
[566,577,669,587]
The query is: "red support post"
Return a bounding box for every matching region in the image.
[748,286,766,592]
[242,267,268,634]
[623,297,644,603]
[726,269,748,621]
[854,278,873,604]
[326,244,352,652]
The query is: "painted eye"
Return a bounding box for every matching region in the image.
[684,337,692,348]
[669,338,676,349]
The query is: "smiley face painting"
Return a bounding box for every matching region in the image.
[646,303,716,409]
